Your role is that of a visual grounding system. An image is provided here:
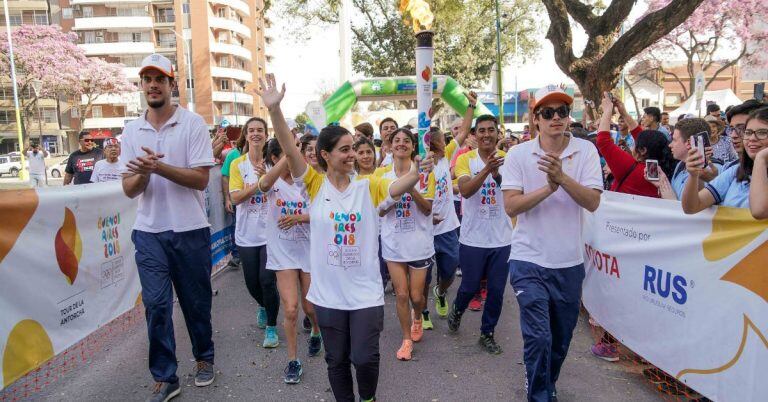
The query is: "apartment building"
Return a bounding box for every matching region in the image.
[0,0,270,153]
[57,0,270,150]
[0,0,65,154]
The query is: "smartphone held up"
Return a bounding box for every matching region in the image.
[645,159,659,181]
[690,132,709,168]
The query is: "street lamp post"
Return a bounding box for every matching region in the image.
[494,0,504,129]
[171,29,194,113]
[3,0,27,180]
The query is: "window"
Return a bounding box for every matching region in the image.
[71,108,80,118]
[33,10,48,25]
[62,8,73,19]
[8,14,22,26]
[182,4,190,14]
[132,33,143,42]
[186,79,194,89]
[218,56,230,68]
[0,110,15,124]
[217,8,226,18]
[83,7,93,18]
[92,106,102,118]
[665,93,682,106]
[218,32,229,43]
[42,108,57,124]
[221,103,232,115]
[220,80,229,91]
[641,98,650,108]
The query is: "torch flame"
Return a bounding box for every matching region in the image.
[400,0,434,32]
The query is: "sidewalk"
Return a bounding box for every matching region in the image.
[32,267,661,401]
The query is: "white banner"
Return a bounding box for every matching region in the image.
[0,182,141,389]
[1,168,235,390]
[582,192,767,402]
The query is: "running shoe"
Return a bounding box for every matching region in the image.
[468,294,483,311]
[421,310,433,330]
[478,333,503,355]
[396,339,413,361]
[147,381,180,402]
[456,267,462,277]
[302,316,312,333]
[194,361,215,387]
[307,334,322,357]
[591,342,619,362]
[447,305,463,332]
[263,326,279,348]
[256,307,267,329]
[480,287,488,302]
[433,286,448,317]
[411,318,424,342]
[283,360,303,384]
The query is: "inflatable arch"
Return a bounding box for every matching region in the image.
[311,75,493,126]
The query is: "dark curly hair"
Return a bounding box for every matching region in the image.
[635,129,675,178]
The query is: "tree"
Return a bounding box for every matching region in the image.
[61,58,134,131]
[275,0,540,89]
[294,112,310,131]
[0,25,86,146]
[540,0,705,104]
[635,0,768,100]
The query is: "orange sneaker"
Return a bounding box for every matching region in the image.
[411,319,424,342]
[396,339,413,361]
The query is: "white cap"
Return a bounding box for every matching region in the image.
[533,84,573,111]
[139,54,174,78]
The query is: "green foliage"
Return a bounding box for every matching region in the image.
[294,112,310,130]
[275,0,541,88]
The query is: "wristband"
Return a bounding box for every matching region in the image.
[468,104,476,109]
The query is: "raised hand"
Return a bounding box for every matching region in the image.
[465,91,478,107]
[600,92,614,116]
[685,147,705,177]
[253,73,285,111]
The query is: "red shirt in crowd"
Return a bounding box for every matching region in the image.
[597,126,659,198]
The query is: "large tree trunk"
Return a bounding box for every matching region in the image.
[541,0,705,109]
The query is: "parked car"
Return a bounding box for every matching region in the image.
[0,154,24,177]
[48,158,68,178]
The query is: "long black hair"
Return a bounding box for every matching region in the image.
[264,138,282,167]
[635,129,675,178]
[316,126,351,171]
[738,106,768,182]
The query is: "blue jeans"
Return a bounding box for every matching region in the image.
[509,260,585,402]
[454,244,511,334]
[133,228,214,383]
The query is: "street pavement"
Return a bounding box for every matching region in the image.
[32,266,661,402]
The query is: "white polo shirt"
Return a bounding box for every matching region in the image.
[500,136,603,268]
[119,106,215,233]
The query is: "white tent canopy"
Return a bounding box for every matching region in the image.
[668,89,744,123]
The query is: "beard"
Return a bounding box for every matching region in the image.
[147,98,167,109]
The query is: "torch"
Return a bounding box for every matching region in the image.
[415,30,434,191]
[401,0,435,192]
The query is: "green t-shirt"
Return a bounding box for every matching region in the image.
[221,148,241,177]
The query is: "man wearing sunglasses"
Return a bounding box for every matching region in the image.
[64,131,104,185]
[501,85,603,402]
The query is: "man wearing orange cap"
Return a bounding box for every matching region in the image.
[119,54,216,402]
[501,85,603,402]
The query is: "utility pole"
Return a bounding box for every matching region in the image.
[494,0,504,128]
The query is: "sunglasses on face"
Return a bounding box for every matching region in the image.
[537,106,570,120]
[82,138,94,143]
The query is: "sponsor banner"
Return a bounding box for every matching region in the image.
[582,192,767,402]
[205,166,234,275]
[0,182,141,389]
[0,167,234,389]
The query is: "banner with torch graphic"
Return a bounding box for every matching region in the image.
[400,0,434,191]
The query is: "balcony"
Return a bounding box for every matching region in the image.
[71,0,149,4]
[83,117,130,129]
[73,16,153,30]
[210,41,252,61]
[212,91,253,104]
[211,66,252,82]
[154,14,175,26]
[79,41,154,56]
[209,16,251,39]
[209,0,251,16]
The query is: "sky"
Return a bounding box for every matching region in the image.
[265,2,651,118]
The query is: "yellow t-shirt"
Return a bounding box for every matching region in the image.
[454,149,513,248]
